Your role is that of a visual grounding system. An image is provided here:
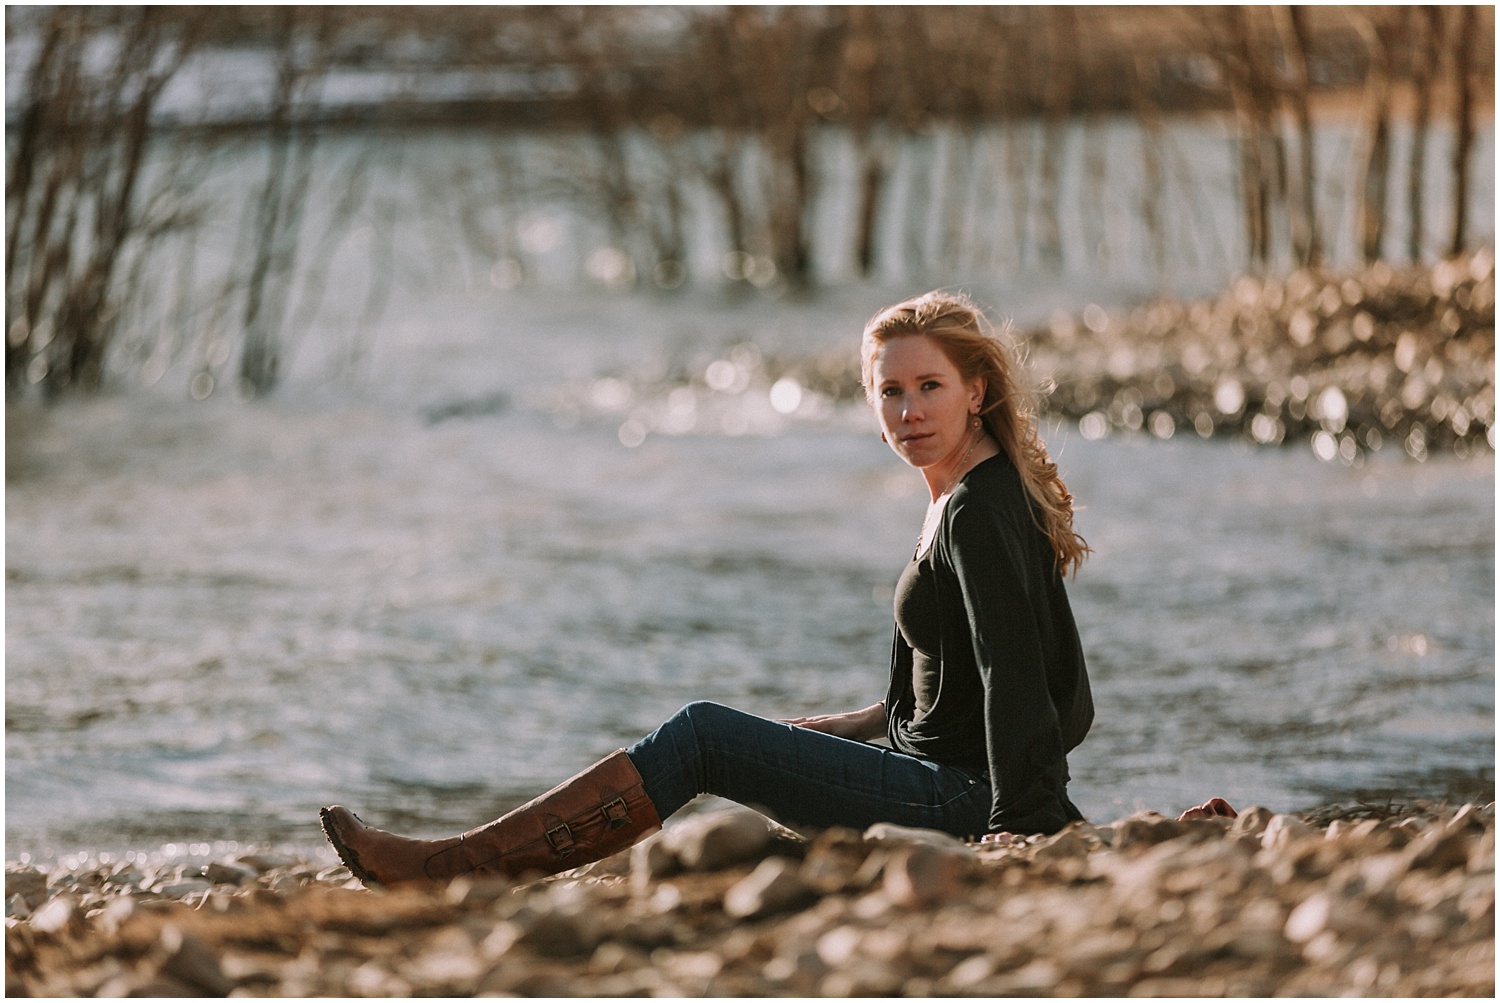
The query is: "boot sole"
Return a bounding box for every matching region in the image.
[320,807,381,886]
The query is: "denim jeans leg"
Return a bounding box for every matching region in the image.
[624,700,992,839]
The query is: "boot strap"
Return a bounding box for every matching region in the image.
[546,822,576,856]
[545,796,635,856]
[601,797,630,830]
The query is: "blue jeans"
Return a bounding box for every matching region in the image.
[625,701,993,839]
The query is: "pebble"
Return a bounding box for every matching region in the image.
[4,800,1493,998]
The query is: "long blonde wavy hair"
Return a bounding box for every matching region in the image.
[860,290,1090,577]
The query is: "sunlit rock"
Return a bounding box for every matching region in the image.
[724,857,811,918]
[666,808,774,872]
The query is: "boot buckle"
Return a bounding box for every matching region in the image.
[600,797,629,830]
[546,822,576,856]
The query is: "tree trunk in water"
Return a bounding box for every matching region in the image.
[853,144,888,279]
[940,126,976,272]
[1130,54,1168,277]
[1036,9,1077,272]
[1447,5,1476,257]
[1353,13,1393,265]
[1406,7,1441,263]
[903,132,933,278]
[1276,5,1321,268]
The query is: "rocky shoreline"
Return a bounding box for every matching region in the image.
[1023,252,1496,462]
[6,800,1492,997]
[780,252,1495,462]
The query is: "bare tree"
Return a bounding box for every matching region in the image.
[1447,5,1478,257]
[1273,5,1322,268]
[1350,8,1396,265]
[238,7,336,396]
[6,7,205,396]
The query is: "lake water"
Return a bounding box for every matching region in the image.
[6,284,1493,864]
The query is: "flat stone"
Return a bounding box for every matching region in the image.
[1113,814,1188,849]
[862,823,972,855]
[154,879,214,900]
[236,852,300,873]
[724,856,810,919]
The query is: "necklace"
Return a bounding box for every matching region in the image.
[917,418,983,552]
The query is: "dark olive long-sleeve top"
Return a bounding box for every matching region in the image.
[884,452,1093,836]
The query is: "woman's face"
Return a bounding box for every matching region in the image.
[869,334,985,474]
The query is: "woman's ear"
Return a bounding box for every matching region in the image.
[969,376,987,410]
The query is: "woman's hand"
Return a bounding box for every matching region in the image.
[783,703,885,742]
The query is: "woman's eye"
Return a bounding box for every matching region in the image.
[922,380,941,391]
[881,387,900,397]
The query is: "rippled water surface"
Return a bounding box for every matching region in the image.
[6,290,1493,861]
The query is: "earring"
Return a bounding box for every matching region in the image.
[971,414,981,430]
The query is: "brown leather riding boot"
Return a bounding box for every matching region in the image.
[320,750,662,886]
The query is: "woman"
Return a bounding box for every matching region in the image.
[321,291,1204,887]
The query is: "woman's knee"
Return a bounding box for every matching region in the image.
[669,700,739,734]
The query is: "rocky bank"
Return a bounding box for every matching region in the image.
[6,800,1492,997]
[776,251,1495,462]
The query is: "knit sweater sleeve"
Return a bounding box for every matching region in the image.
[943,493,1076,835]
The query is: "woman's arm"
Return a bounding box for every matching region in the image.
[783,702,886,741]
[946,499,1074,835]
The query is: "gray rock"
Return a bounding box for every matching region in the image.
[515,908,599,958]
[4,865,47,907]
[205,860,258,886]
[156,924,235,996]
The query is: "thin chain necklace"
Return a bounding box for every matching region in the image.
[917,417,983,552]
